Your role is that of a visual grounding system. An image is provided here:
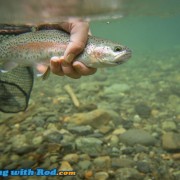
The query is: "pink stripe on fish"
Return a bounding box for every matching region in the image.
[12,42,67,51]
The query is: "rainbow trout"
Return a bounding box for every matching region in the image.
[0,29,131,76]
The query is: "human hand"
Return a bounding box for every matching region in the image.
[50,21,97,79]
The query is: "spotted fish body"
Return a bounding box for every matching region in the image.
[0,29,131,73]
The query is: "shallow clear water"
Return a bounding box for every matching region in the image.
[91,15,180,57]
[0,0,180,179]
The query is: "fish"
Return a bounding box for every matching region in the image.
[0,29,131,77]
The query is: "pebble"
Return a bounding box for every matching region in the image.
[134,144,149,153]
[60,134,75,145]
[136,161,152,173]
[94,171,109,180]
[44,132,63,143]
[99,125,113,134]
[104,83,130,94]
[59,161,73,171]
[40,159,51,169]
[32,136,43,145]
[111,158,135,169]
[121,147,134,154]
[0,124,9,136]
[93,156,111,171]
[47,143,61,153]
[94,74,108,81]
[151,109,160,118]
[120,129,156,146]
[162,132,180,151]
[173,170,180,180]
[133,115,142,123]
[65,109,119,132]
[46,123,58,131]
[109,135,119,146]
[63,153,79,163]
[11,134,28,148]
[19,160,36,168]
[122,119,134,129]
[112,128,126,135]
[161,121,177,131]
[78,103,97,112]
[49,155,58,163]
[75,137,103,156]
[134,103,152,118]
[115,167,143,180]
[78,160,92,170]
[67,125,93,135]
[31,116,46,127]
[46,116,59,123]
[79,154,91,161]
[12,146,36,155]
[84,170,93,179]
[4,162,19,169]
[10,154,20,161]
[110,147,120,156]
[60,143,75,154]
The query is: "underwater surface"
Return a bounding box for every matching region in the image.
[0,1,180,180]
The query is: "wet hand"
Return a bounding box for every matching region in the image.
[50,21,97,79]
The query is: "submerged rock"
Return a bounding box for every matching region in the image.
[120,129,156,146]
[63,153,79,164]
[104,83,130,94]
[115,168,143,180]
[59,161,73,171]
[93,156,111,171]
[134,103,151,118]
[12,146,36,155]
[111,158,135,169]
[67,125,93,135]
[44,132,63,143]
[65,109,119,133]
[162,132,180,151]
[78,160,92,170]
[161,121,177,131]
[94,172,109,180]
[32,136,43,145]
[11,134,28,148]
[75,137,103,156]
[136,161,152,173]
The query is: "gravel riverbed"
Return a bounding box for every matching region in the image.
[0,53,179,180]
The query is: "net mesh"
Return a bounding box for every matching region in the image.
[0,67,34,113]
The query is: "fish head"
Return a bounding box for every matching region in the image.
[92,43,132,67]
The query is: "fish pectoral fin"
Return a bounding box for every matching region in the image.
[35,64,50,80]
[0,61,18,72]
[41,66,51,80]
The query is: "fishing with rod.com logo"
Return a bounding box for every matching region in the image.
[0,168,76,177]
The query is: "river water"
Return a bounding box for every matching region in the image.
[0,0,180,179]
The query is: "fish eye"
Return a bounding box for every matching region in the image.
[114,46,122,52]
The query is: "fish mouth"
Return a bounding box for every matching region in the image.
[115,49,132,64]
